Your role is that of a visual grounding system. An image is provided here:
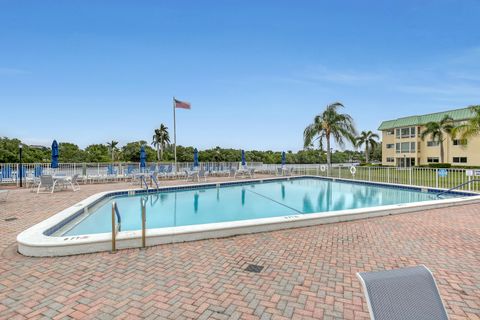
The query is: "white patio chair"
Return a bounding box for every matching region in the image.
[68,174,80,191]
[357,265,449,320]
[185,169,199,182]
[37,175,59,194]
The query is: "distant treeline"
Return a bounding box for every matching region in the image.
[0,137,380,164]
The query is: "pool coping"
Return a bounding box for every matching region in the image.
[17,175,480,257]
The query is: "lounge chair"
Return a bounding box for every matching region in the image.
[198,168,208,182]
[68,174,80,191]
[37,175,59,194]
[357,265,449,320]
[185,169,199,182]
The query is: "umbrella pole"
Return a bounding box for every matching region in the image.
[173,97,177,171]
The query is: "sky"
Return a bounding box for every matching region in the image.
[1,0,479,151]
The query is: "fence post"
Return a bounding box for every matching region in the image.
[409,167,412,185]
[387,168,390,183]
[435,168,439,188]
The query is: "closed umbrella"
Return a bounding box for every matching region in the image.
[51,140,59,169]
[140,146,146,172]
[193,148,199,168]
[281,151,286,167]
[241,150,246,167]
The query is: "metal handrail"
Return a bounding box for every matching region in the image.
[150,174,160,189]
[111,201,121,252]
[140,197,147,248]
[437,179,480,198]
[140,175,149,192]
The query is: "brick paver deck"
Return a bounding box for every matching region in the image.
[0,178,479,319]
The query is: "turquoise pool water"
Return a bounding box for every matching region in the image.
[62,178,455,236]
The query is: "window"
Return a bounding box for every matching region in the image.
[453,157,467,163]
[410,127,416,137]
[396,143,400,153]
[400,142,410,153]
[396,128,400,138]
[386,143,394,149]
[427,141,439,147]
[410,142,416,153]
[453,139,467,146]
[386,157,395,163]
[401,128,410,138]
[386,129,394,136]
[417,142,421,152]
[427,157,439,163]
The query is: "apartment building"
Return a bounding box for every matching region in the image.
[378,107,480,166]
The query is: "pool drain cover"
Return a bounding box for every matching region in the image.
[4,217,17,222]
[245,264,264,273]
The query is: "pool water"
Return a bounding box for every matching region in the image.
[62,178,454,236]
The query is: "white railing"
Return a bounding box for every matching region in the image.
[1,162,479,192]
[0,161,263,185]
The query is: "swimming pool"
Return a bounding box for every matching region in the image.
[17,176,480,256]
[61,177,457,236]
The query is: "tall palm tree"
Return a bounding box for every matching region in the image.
[106,140,118,162]
[303,102,357,167]
[152,124,170,161]
[355,130,379,163]
[453,105,480,140]
[420,115,454,163]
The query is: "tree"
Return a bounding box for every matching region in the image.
[152,124,171,161]
[59,143,85,162]
[85,144,110,162]
[453,105,480,140]
[420,115,454,163]
[303,102,357,166]
[355,130,379,163]
[106,140,119,162]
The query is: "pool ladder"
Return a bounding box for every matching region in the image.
[139,174,160,192]
[111,198,147,253]
[111,201,122,252]
[436,179,480,198]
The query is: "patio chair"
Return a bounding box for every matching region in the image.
[68,174,80,191]
[185,169,199,182]
[356,265,449,320]
[36,175,59,194]
[198,168,208,182]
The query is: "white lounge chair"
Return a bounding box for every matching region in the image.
[37,175,59,194]
[357,265,449,320]
[198,168,208,182]
[185,169,199,182]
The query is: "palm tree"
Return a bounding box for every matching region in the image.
[420,115,454,163]
[355,130,379,163]
[303,102,357,167]
[152,124,170,161]
[106,140,118,162]
[453,105,480,140]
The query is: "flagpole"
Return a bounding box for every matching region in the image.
[173,97,177,170]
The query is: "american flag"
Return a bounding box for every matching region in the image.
[174,98,191,109]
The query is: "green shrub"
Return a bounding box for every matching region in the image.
[428,163,451,168]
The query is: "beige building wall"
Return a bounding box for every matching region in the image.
[381,124,480,166]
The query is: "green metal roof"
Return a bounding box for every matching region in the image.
[378,107,475,130]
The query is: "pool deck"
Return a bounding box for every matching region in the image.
[1,177,479,319]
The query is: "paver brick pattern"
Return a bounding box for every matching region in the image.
[0,178,479,319]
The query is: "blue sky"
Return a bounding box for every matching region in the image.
[1,0,479,151]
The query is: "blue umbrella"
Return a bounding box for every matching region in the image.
[241,150,246,166]
[51,140,59,169]
[140,146,146,171]
[193,148,199,168]
[281,151,286,166]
